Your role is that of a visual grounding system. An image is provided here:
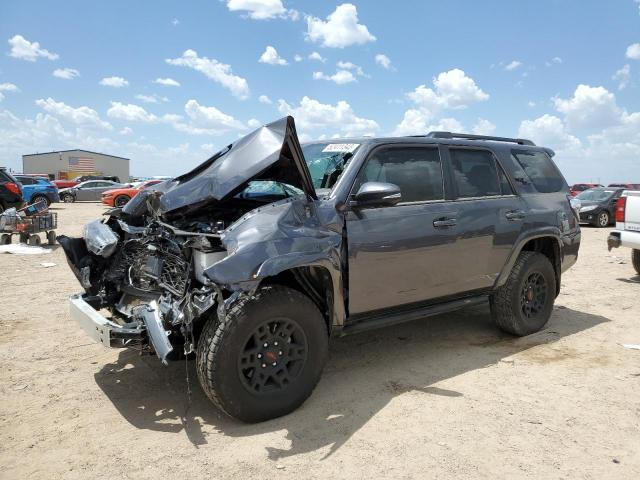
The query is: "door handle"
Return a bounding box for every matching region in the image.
[433,217,457,228]
[505,210,526,221]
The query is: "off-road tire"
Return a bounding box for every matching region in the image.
[114,195,130,207]
[595,211,610,228]
[490,251,556,336]
[31,194,50,207]
[632,249,640,276]
[196,285,328,423]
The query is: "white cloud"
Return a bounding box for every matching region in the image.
[528,101,536,107]
[52,68,80,80]
[201,143,215,151]
[626,43,640,60]
[226,0,297,20]
[0,83,19,92]
[553,84,621,130]
[35,97,112,130]
[7,35,58,61]
[294,54,303,62]
[107,102,158,122]
[336,61,365,76]
[180,99,245,133]
[407,69,489,111]
[306,3,376,48]
[518,114,582,152]
[504,60,522,71]
[472,118,496,136]
[119,127,133,135]
[166,49,250,99]
[247,118,262,128]
[258,94,272,104]
[393,69,488,137]
[375,53,392,70]
[258,46,288,65]
[99,76,129,88]
[154,77,180,87]
[613,64,631,90]
[135,94,169,104]
[313,70,357,84]
[171,18,180,26]
[308,51,326,62]
[545,57,563,67]
[277,96,379,136]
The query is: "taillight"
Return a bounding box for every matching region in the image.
[615,197,626,223]
[5,182,21,195]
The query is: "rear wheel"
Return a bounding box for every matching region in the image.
[61,193,75,203]
[0,234,11,245]
[633,249,640,276]
[31,194,50,207]
[596,211,610,228]
[490,251,556,336]
[196,285,328,423]
[114,195,130,207]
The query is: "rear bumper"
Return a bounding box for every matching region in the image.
[608,230,640,251]
[69,293,144,348]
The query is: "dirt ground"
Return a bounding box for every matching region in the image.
[1,202,639,479]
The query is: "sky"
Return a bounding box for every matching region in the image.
[0,0,639,184]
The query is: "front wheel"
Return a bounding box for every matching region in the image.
[31,194,50,207]
[196,285,329,422]
[61,194,75,203]
[490,251,556,336]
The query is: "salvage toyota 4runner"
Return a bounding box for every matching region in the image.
[59,116,581,422]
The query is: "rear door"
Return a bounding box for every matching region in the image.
[441,146,525,292]
[75,181,101,201]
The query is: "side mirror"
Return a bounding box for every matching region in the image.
[351,182,402,208]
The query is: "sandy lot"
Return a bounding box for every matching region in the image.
[1,202,639,479]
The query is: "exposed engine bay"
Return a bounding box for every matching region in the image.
[57,116,345,364]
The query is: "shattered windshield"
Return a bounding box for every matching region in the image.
[301,143,360,191]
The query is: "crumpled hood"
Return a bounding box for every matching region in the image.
[141,116,316,216]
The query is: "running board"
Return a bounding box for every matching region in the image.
[341,295,489,335]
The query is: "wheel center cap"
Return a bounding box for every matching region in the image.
[527,288,534,302]
[264,351,278,362]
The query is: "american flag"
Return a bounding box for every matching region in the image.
[68,156,95,172]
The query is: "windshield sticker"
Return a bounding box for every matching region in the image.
[322,143,360,153]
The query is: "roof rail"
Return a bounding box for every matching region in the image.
[425,131,536,146]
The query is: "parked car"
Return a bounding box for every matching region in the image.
[607,190,640,275]
[0,168,24,213]
[576,187,625,227]
[59,117,580,422]
[608,183,640,190]
[15,175,60,206]
[74,175,121,183]
[570,183,603,196]
[59,180,127,202]
[101,179,164,207]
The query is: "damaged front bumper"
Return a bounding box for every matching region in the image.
[69,293,145,348]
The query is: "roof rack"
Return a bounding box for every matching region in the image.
[425,131,535,146]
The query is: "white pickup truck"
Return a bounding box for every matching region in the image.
[607,190,640,275]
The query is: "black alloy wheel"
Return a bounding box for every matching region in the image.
[237,318,308,394]
[520,272,547,319]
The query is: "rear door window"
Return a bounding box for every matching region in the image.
[511,150,565,193]
[449,149,510,198]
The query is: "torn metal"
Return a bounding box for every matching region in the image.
[59,116,346,362]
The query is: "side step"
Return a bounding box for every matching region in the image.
[341,295,489,335]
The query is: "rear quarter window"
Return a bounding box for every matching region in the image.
[511,149,566,193]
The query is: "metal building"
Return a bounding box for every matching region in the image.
[22,149,130,182]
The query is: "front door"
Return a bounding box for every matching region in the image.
[345,145,461,315]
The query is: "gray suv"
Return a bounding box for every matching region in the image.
[59,116,581,422]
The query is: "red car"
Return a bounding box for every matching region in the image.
[53,179,79,189]
[569,183,603,196]
[101,180,163,207]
